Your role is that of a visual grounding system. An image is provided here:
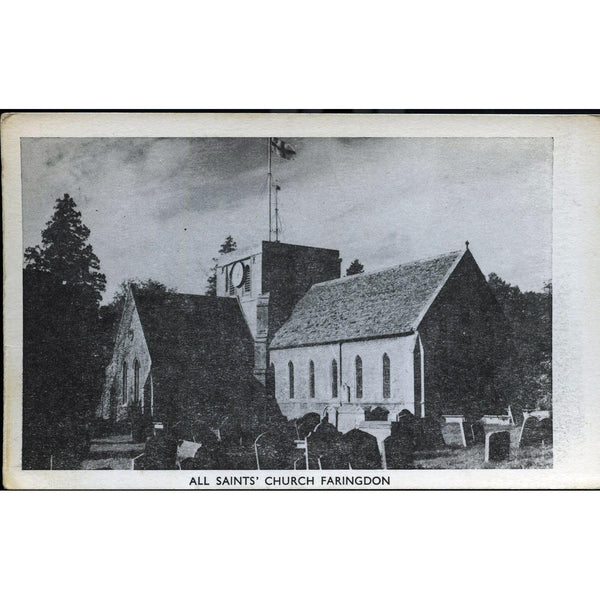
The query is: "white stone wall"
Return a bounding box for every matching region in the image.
[99,291,152,422]
[270,334,418,420]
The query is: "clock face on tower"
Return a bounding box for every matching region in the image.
[230,262,245,288]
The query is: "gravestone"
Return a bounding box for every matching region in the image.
[365,406,390,422]
[342,429,382,469]
[519,416,541,447]
[308,422,348,469]
[193,443,231,469]
[337,404,365,434]
[257,427,297,469]
[485,430,511,462]
[391,413,417,458]
[384,435,413,469]
[441,421,467,447]
[295,412,321,439]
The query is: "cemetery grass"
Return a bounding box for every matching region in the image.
[413,443,553,469]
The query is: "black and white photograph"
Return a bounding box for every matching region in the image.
[2,112,598,489]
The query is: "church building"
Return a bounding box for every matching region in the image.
[99,239,509,434]
[269,244,509,427]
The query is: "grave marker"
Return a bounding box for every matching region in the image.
[519,416,541,447]
[384,435,413,469]
[441,416,467,447]
[485,430,511,462]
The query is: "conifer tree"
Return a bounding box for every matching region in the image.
[346,259,364,276]
[23,193,106,468]
[25,193,106,304]
[206,235,237,295]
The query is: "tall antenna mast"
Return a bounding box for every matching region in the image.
[268,138,272,242]
[274,184,281,242]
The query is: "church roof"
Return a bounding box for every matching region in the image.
[270,249,465,349]
[132,290,255,401]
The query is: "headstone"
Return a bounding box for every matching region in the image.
[384,435,413,469]
[441,417,467,447]
[365,406,390,422]
[519,416,541,447]
[190,444,230,469]
[485,430,511,462]
[295,412,321,439]
[337,404,366,434]
[391,414,417,449]
[342,429,382,469]
[176,440,202,467]
[308,423,347,469]
[523,409,551,422]
[325,406,339,428]
[257,427,297,469]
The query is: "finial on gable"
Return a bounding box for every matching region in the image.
[465,240,470,251]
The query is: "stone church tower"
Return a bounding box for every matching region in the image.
[215,241,341,384]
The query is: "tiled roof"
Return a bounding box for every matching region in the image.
[132,290,255,406]
[270,250,465,349]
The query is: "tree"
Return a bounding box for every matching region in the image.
[23,194,107,468]
[205,235,238,295]
[346,259,364,276]
[487,273,552,412]
[25,193,106,305]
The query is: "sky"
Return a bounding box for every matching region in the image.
[21,137,552,302]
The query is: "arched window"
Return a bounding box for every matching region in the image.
[122,361,128,405]
[288,361,295,399]
[331,359,338,398]
[267,362,275,398]
[355,356,363,399]
[309,360,315,398]
[382,353,391,399]
[134,359,140,405]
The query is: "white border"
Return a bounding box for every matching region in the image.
[3,112,600,489]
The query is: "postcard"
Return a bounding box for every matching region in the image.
[3,112,599,489]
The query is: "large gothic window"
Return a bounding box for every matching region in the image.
[331,359,338,398]
[382,353,391,399]
[122,361,128,405]
[309,360,315,398]
[355,356,363,399]
[134,359,140,405]
[288,361,295,399]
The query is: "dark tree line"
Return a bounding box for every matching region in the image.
[23,194,106,468]
[487,273,552,412]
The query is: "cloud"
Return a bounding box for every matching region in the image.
[21,136,552,302]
